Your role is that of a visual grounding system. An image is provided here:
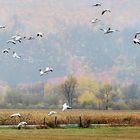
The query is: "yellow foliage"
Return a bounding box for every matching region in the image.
[76,76,98,95]
[78,90,97,104]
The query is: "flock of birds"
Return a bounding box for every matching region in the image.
[10,103,71,129]
[90,3,119,34]
[1,30,53,76]
[1,1,140,129]
[90,2,140,44]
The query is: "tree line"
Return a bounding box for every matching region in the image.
[0,76,140,109]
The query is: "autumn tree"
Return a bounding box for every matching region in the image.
[61,76,77,106]
[78,90,97,108]
[77,76,99,108]
[98,83,113,110]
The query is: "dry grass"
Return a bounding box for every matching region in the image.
[0,109,140,126]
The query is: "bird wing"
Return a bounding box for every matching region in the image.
[44,67,50,73]
[62,106,66,111]
[7,40,16,44]
[101,10,106,15]
[2,49,8,53]
[62,103,67,111]
[93,3,101,6]
[100,28,107,32]
[107,28,111,32]
[135,32,140,38]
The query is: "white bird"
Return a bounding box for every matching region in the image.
[48,111,57,116]
[133,38,140,45]
[133,32,140,45]
[28,36,35,40]
[100,27,119,34]
[44,67,53,73]
[39,69,44,76]
[134,31,140,38]
[92,3,102,6]
[7,40,16,44]
[101,9,111,15]
[62,103,72,112]
[37,32,43,37]
[90,18,100,23]
[0,25,6,29]
[17,121,27,129]
[2,48,10,53]
[10,113,21,118]
[12,51,21,59]
[12,35,26,43]
[39,67,53,76]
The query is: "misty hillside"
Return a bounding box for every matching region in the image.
[0,0,140,85]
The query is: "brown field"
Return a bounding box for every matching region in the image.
[0,109,140,126]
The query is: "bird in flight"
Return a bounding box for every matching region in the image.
[12,35,26,43]
[10,113,21,118]
[12,51,21,59]
[7,39,16,44]
[101,9,111,15]
[2,48,10,53]
[39,69,44,76]
[39,66,53,76]
[133,31,140,45]
[28,36,35,40]
[0,25,6,29]
[37,32,43,37]
[90,18,100,24]
[92,3,102,6]
[100,27,119,34]
[48,111,57,116]
[62,103,72,112]
[17,121,27,129]
[44,67,53,73]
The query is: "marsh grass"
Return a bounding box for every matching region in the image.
[0,109,139,127]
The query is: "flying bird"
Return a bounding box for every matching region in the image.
[134,31,140,38]
[92,3,102,6]
[12,35,26,43]
[10,113,21,118]
[101,9,111,15]
[133,31,140,45]
[100,27,119,34]
[28,36,35,40]
[39,66,53,76]
[90,18,100,23]
[44,67,53,73]
[2,48,10,53]
[37,32,43,37]
[7,40,16,44]
[17,121,27,129]
[12,51,21,59]
[0,25,6,29]
[48,111,57,116]
[39,69,44,76]
[62,103,72,112]
[133,38,140,45]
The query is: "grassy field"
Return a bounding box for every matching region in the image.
[0,127,140,140]
[0,109,140,140]
[0,109,140,126]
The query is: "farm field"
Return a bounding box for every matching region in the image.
[0,109,140,126]
[0,127,140,140]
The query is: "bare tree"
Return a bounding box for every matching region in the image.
[98,83,113,110]
[61,76,77,106]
